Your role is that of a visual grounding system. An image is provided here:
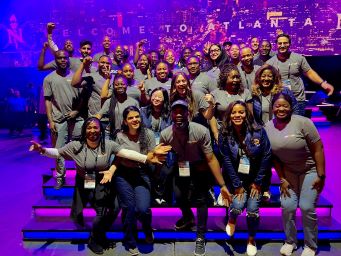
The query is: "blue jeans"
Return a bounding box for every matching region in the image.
[53,119,83,178]
[230,191,261,237]
[295,101,307,117]
[281,171,318,250]
[114,168,152,249]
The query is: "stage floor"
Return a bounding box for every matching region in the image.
[1,124,341,256]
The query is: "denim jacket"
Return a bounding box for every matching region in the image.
[252,87,297,126]
[140,106,172,136]
[218,127,272,190]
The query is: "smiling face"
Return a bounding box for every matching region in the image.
[230,104,246,127]
[55,50,69,70]
[122,63,134,81]
[165,50,175,65]
[86,120,101,143]
[277,36,290,55]
[186,56,200,76]
[229,44,240,60]
[79,44,92,58]
[138,54,148,70]
[102,36,111,50]
[98,56,111,74]
[124,110,141,132]
[174,74,189,97]
[113,77,127,95]
[209,45,221,61]
[182,48,192,61]
[240,47,253,67]
[151,90,164,108]
[260,69,274,90]
[273,96,292,120]
[156,62,169,81]
[171,105,188,128]
[64,40,74,53]
[260,40,271,56]
[251,37,259,52]
[226,69,241,93]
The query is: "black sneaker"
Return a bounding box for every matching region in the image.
[88,237,104,255]
[144,228,154,244]
[175,217,195,230]
[54,177,65,190]
[194,238,206,256]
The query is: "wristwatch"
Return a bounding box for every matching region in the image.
[318,174,326,180]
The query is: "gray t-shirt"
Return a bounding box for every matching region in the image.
[190,72,218,94]
[261,94,272,123]
[266,52,311,101]
[83,71,113,116]
[211,88,252,121]
[191,89,209,117]
[145,77,172,95]
[115,129,155,168]
[238,64,261,90]
[126,80,142,102]
[43,70,82,123]
[134,69,149,83]
[206,67,220,82]
[100,96,140,130]
[264,115,320,174]
[58,140,122,177]
[160,122,212,163]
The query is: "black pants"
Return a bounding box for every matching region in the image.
[71,174,120,243]
[173,170,213,239]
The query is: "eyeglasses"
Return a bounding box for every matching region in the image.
[210,49,221,53]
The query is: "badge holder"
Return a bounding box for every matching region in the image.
[84,173,96,189]
[238,154,250,175]
[283,79,292,90]
[178,161,190,177]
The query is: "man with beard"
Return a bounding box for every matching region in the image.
[111,45,125,73]
[250,36,260,57]
[253,39,275,66]
[267,34,334,116]
[238,47,261,90]
[39,39,93,73]
[71,55,112,127]
[43,50,84,189]
[160,100,232,256]
[187,55,217,94]
[93,35,114,63]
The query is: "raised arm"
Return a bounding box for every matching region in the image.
[304,69,334,96]
[71,56,92,88]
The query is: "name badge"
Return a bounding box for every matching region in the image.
[155,135,160,145]
[84,173,96,189]
[283,79,292,90]
[179,161,190,177]
[238,155,250,174]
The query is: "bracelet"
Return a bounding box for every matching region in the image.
[320,80,327,86]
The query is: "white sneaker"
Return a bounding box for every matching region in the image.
[225,221,236,236]
[301,246,316,256]
[246,243,257,256]
[280,243,297,256]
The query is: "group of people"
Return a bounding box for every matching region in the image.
[29,22,330,256]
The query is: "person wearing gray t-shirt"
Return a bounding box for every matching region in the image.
[160,100,231,256]
[266,34,334,116]
[187,55,218,94]
[264,92,326,256]
[238,47,261,91]
[71,55,113,123]
[43,50,84,189]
